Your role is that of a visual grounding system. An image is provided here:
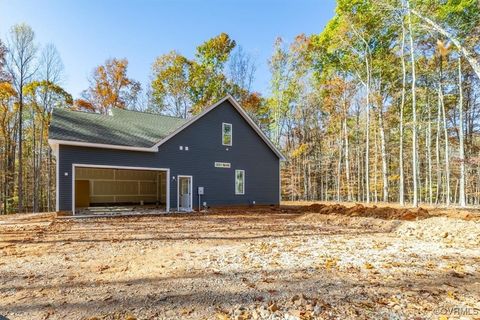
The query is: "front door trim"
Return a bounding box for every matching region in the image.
[177,175,193,212]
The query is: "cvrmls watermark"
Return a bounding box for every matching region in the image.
[433,307,480,316]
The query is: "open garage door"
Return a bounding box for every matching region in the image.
[72,165,169,214]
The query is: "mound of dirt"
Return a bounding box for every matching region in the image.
[305,203,325,212]
[396,217,480,247]
[296,213,402,232]
[301,203,430,221]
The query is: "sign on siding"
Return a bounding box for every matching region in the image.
[214,162,231,168]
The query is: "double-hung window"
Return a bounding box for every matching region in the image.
[222,123,232,146]
[235,170,245,195]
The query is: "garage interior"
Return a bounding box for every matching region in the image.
[74,167,167,213]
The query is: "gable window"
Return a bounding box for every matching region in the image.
[222,123,232,146]
[235,170,245,195]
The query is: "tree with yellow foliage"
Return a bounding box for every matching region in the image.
[76,58,141,114]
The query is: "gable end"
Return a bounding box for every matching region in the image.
[153,95,285,160]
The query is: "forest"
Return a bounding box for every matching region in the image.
[0,0,479,213]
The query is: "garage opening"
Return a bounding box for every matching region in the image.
[73,166,169,214]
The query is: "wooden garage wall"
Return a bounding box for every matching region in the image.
[75,168,166,205]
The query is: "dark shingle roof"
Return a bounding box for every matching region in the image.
[49,108,188,148]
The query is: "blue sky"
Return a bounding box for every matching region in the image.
[0,0,336,99]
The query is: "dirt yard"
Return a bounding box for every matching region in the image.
[1,203,479,320]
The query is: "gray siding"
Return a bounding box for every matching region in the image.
[57,100,280,211]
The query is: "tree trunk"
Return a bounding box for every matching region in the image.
[38,120,44,212]
[379,105,388,202]
[371,115,377,202]
[47,147,51,212]
[407,0,418,207]
[458,58,466,207]
[336,139,342,201]
[399,19,406,206]
[3,139,8,214]
[343,118,352,201]
[439,86,450,206]
[435,88,442,204]
[18,87,24,213]
[427,93,433,204]
[32,107,37,213]
[365,51,371,204]
[355,110,361,201]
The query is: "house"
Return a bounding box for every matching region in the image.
[48,95,285,214]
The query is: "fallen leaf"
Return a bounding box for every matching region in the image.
[216,312,230,320]
[268,302,279,312]
[364,262,374,270]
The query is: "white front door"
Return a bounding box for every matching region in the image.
[178,176,192,211]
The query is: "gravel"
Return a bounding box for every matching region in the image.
[0,206,479,319]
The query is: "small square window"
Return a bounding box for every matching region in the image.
[222,123,232,146]
[179,146,183,150]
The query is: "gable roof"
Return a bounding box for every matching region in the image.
[48,95,285,160]
[49,108,187,151]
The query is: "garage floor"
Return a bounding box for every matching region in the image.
[74,205,168,216]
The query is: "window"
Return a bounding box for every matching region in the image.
[235,170,245,195]
[222,123,232,146]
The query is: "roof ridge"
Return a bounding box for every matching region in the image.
[112,107,186,120]
[54,107,186,121]
[53,108,111,117]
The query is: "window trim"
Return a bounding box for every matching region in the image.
[235,169,245,195]
[222,122,232,146]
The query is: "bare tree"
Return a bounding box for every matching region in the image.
[6,23,38,213]
[38,44,65,212]
[0,39,9,82]
[228,45,256,101]
[39,43,64,84]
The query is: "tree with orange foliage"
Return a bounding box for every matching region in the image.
[76,58,141,114]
